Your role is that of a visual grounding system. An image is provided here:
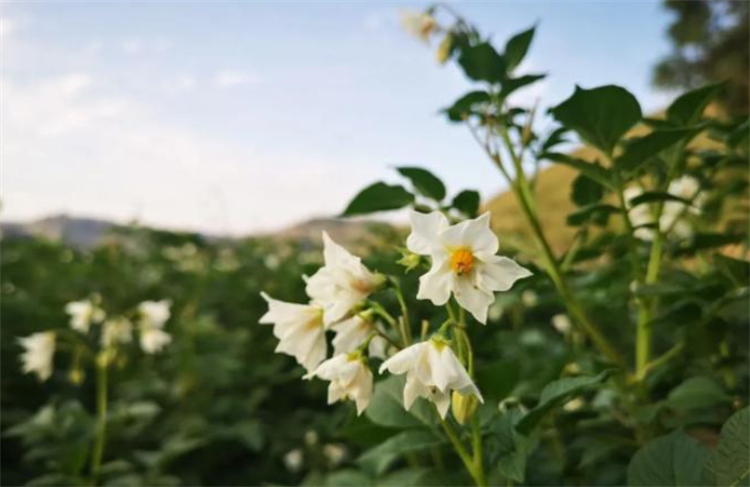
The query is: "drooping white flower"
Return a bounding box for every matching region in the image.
[322,444,347,467]
[65,299,105,334]
[306,353,373,415]
[331,316,387,359]
[551,314,572,335]
[305,232,384,326]
[400,10,437,43]
[18,332,56,381]
[283,448,304,472]
[260,293,327,372]
[101,317,133,348]
[379,337,483,418]
[406,210,532,324]
[138,300,171,328]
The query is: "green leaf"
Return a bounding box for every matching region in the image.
[674,233,748,256]
[667,83,724,126]
[627,430,711,486]
[667,376,730,412]
[457,42,506,83]
[628,191,692,208]
[567,203,619,226]
[714,254,750,286]
[357,430,443,476]
[442,91,491,122]
[396,167,446,201]
[500,74,546,99]
[486,407,536,483]
[702,407,749,486]
[324,469,373,487]
[365,375,438,429]
[543,152,615,189]
[504,26,536,72]
[515,370,614,435]
[571,174,605,206]
[342,182,414,216]
[617,128,698,171]
[540,127,569,153]
[550,85,642,155]
[452,190,481,218]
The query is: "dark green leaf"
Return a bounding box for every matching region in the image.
[567,203,619,226]
[396,167,446,201]
[452,190,481,218]
[442,90,491,122]
[702,407,749,486]
[342,182,414,216]
[540,127,569,153]
[571,174,605,206]
[714,254,750,286]
[516,370,614,435]
[357,430,443,476]
[550,85,642,155]
[628,191,692,208]
[617,128,698,171]
[457,42,506,83]
[667,83,724,126]
[475,361,519,402]
[543,152,615,189]
[365,376,438,429]
[500,74,546,99]
[667,376,730,412]
[504,26,536,72]
[674,233,748,256]
[627,430,711,486]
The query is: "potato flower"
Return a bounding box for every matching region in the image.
[626,176,703,241]
[137,300,172,354]
[406,210,532,323]
[379,337,483,419]
[65,299,105,334]
[101,317,133,348]
[18,332,56,381]
[138,300,171,327]
[331,315,387,359]
[305,232,385,326]
[400,9,437,43]
[260,293,327,372]
[306,352,373,415]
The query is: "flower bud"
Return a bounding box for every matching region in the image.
[451,390,479,425]
[397,251,422,272]
[436,33,454,64]
[68,368,85,386]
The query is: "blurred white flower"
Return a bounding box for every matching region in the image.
[564,397,585,412]
[624,186,656,241]
[625,177,703,241]
[331,316,387,359]
[260,293,326,372]
[140,326,172,354]
[138,300,171,328]
[551,314,572,335]
[303,430,319,446]
[379,337,483,418]
[65,299,105,333]
[101,317,133,348]
[400,10,437,43]
[283,448,304,472]
[18,332,56,381]
[406,210,532,324]
[323,443,347,467]
[521,289,538,307]
[306,353,373,415]
[305,232,384,326]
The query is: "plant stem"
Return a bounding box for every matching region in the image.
[440,419,486,486]
[89,360,109,485]
[470,416,487,487]
[391,280,413,345]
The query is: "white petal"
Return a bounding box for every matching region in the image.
[416,257,452,306]
[439,213,497,256]
[403,372,427,410]
[453,277,494,324]
[427,342,458,392]
[379,342,425,375]
[433,389,451,418]
[406,210,449,255]
[477,256,532,293]
[331,317,370,355]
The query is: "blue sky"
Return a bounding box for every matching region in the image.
[1,1,676,235]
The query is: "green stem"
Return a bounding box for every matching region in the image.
[89,360,109,484]
[440,419,486,486]
[392,281,413,345]
[470,416,486,486]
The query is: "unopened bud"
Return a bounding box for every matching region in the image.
[436,33,454,64]
[451,391,479,425]
[69,368,85,386]
[397,251,422,272]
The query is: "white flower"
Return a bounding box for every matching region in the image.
[283,448,304,472]
[323,444,347,467]
[65,299,105,334]
[18,332,56,381]
[305,232,384,326]
[551,314,572,335]
[306,353,373,415]
[140,326,172,354]
[379,337,483,419]
[138,300,171,328]
[521,289,538,307]
[625,177,703,241]
[331,316,387,359]
[260,293,327,372]
[400,10,437,43]
[101,317,133,348]
[406,210,532,324]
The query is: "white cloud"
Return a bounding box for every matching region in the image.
[213,70,259,89]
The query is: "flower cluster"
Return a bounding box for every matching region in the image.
[261,211,530,420]
[18,298,173,382]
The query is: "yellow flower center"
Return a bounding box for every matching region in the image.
[449,247,475,276]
